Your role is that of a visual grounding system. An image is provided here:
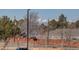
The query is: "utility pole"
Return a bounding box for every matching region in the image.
[47,19,49,47]
[27,9,30,50]
[61,21,65,48]
[14,16,16,42]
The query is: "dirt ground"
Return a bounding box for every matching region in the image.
[1,38,79,50]
[31,47,63,50]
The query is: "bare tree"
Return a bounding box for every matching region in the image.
[29,12,40,37]
[19,12,40,38]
